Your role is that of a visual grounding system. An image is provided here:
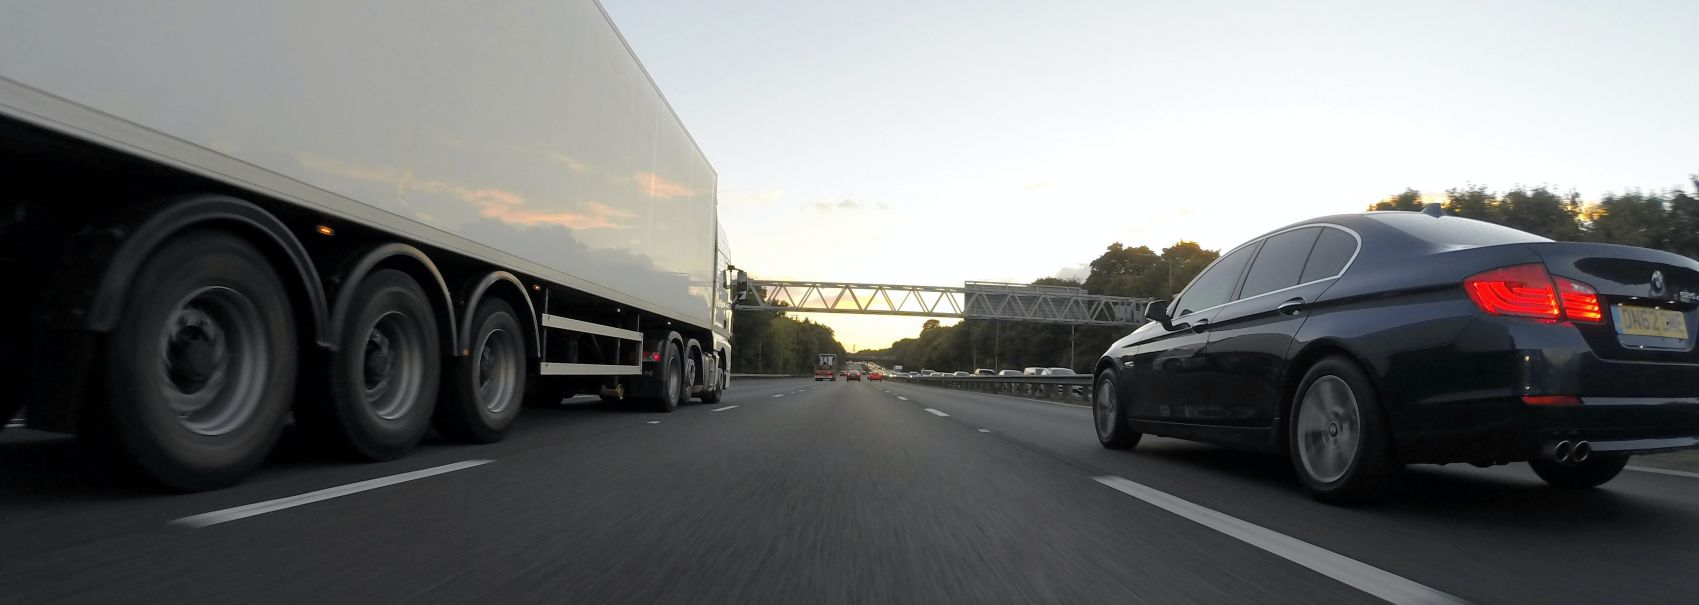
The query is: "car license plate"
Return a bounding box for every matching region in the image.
[1612,305,1689,339]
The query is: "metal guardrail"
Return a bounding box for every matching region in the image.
[890,374,1094,405]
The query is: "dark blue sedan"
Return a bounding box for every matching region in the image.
[1092,206,1699,503]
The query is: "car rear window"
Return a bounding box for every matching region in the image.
[1240,227,1321,299]
[1368,213,1550,247]
[1300,227,1357,283]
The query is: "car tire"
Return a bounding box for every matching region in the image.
[1529,454,1628,489]
[313,269,440,461]
[101,230,296,491]
[1094,370,1141,450]
[434,298,525,443]
[1289,356,1396,504]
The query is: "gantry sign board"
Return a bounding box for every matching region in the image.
[733,275,1149,327]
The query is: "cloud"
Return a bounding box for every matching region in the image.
[296,152,628,230]
[721,189,784,206]
[809,198,891,212]
[634,171,696,199]
[1024,181,1049,191]
[477,201,632,230]
[1053,263,1090,281]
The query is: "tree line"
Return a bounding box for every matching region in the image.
[729,305,846,375]
[845,173,1699,375]
[1366,176,1699,259]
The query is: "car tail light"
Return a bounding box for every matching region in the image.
[1465,264,1559,320]
[1464,264,1603,323]
[1554,276,1603,323]
[1522,395,1581,406]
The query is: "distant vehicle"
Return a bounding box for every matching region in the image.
[1023,367,1049,376]
[953,371,971,377]
[846,370,861,381]
[998,370,1023,376]
[816,353,837,381]
[974,369,996,376]
[920,370,937,376]
[894,365,905,372]
[1093,209,1699,503]
[1047,368,1076,376]
[869,371,884,381]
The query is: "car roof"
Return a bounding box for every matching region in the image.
[1234,211,1549,258]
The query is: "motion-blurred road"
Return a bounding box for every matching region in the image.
[4,378,1698,604]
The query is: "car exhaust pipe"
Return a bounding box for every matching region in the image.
[1542,440,1574,462]
[1571,441,1591,463]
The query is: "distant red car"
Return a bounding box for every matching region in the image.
[846,370,861,381]
[868,371,884,381]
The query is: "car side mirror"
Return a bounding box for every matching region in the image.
[1144,300,1170,326]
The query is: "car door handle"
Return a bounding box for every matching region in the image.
[1276,297,1307,316]
[1188,318,1210,333]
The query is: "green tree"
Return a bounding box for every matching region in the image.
[1498,187,1583,241]
[1661,176,1699,261]
[1368,188,1423,212]
[1443,185,1500,222]
[1588,191,1669,249]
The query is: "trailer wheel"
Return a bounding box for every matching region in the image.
[435,298,525,443]
[102,230,296,491]
[319,269,440,460]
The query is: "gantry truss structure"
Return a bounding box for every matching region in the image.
[732,274,1151,327]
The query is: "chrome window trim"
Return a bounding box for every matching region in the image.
[1172,223,1363,320]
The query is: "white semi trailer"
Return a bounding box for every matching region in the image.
[0,1,733,489]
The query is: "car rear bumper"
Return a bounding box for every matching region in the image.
[1379,315,1699,464]
[1394,397,1699,464]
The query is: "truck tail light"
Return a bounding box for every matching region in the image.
[1464,264,1603,323]
[646,351,662,362]
[1465,264,1559,320]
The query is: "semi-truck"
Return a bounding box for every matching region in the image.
[0,1,733,490]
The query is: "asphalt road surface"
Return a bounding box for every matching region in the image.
[4,378,1698,604]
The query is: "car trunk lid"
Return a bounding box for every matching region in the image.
[1528,242,1699,362]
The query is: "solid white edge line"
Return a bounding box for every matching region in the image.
[1092,476,1466,605]
[172,460,494,528]
[711,405,739,412]
[924,408,949,417]
[1627,465,1699,479]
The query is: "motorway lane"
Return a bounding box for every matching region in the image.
[875,380,1699,605]
[0,377,1385,604]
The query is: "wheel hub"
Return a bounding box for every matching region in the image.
[364,330,392,390]
[165,307,227,394]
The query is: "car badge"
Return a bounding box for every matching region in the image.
[1649,270,1666,297]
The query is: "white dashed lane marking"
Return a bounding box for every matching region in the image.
[924,408,949,417]
[711,405,739,412]
[1093,475,1465,605]
[172,460,494,528]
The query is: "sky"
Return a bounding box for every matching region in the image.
[601,0,1699,351]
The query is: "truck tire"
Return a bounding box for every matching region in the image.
[434,298,525,443]
[648,340,684,413]
[317,269,440,460]
[101,230,296,491]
